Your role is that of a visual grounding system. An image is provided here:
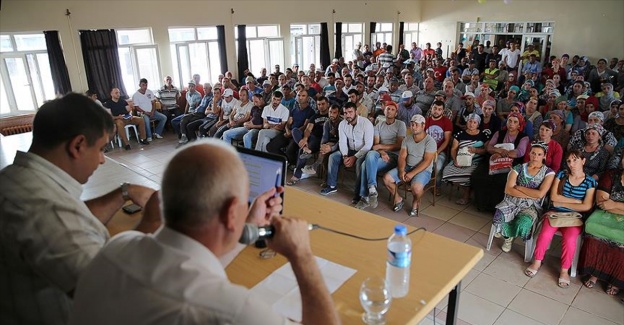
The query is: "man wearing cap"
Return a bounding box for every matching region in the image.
[255,91,290,152]
[456,92,482,133]
[206,88,239,137]
[398,90,422,126]
[414,77,437,116]
[383,114,437,217]
[328,77,348,109]
[353,42,363,61]
[325,59,341,76]
[244,76,262,97]
[425,100,453,188]
[261,80,275,105]
[355,101,406,210]
[320,102,374,199]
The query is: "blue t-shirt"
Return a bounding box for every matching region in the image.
[289,105,315,130]
[554,170,597,212]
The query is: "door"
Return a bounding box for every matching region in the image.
[520,35,550,63]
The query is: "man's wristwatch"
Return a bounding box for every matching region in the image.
[121,182,131,201]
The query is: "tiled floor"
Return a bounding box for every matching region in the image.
[104,133,624,325]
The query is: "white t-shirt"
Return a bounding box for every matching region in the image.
[132,89,156,112]
[502,49,521,69]
[261,103,290,125]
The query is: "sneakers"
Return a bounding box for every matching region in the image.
[369,191,379,209]
[299,173,312,180]
[154,133,163,139]
[302,165,317,175]
[124,144,131,151]
[502,237,514,253]
[320,186,337,196]
[179,134,188,144]
[147,137,153,142]
[139,139,150,145]
[355,198,370,210]
[351,196,361,205]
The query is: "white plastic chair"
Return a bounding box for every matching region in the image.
[529,221,582,277]
[486,223,534,263]
[117,124,140,147]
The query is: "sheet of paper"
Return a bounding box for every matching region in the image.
[249,256,357,322]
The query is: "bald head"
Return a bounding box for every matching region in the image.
[161,140,248,230]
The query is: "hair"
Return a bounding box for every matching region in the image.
[386,45,393,52]
[327,72,335,78]
[252,93,263,100]
[139,78,148,84]
[347,89,359,96]
[273,90,283,99]
[161,140,246,230]
[344,102,357,111]
[85,89,97,97]
[32,93,114,149]
[329,104,341,111]
[565,149,584,162]
[431,100,445,108]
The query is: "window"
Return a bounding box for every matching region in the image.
[116,28,161,94]
[340,23,364,61]
[403,22,419,48]
[372,23,393,46]
[0,33,55,115]
[168,26,222,87]
[235,25,284,76]
[291,24,321,69]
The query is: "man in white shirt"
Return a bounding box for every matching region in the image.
[255,91,290,152]
[0,94,159,325]
[133,78,168,141]
[70,139,339,325]
[320,102,374,204]
[502,41,521,71]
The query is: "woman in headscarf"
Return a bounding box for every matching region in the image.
[596,83,621,112]
[552,96,573,132]
[442,113,488,205]
[478,99,501,141]
[568,111,618,153]
[549,110,571,149]
[471,112,530,212]
[588,58,618,94]
[497,85,519,121]
[510,102,534,140]
[523,120,563,173]
[604,100,624,140]
[525,97,543,139]
[568,124,610,181]
[492,141,555,253]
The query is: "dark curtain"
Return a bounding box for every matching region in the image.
[369,22,376,45]
[217,25,228,75]
[236,25,249,79]
[399,22,405,46]
[334,22,342,59]
[79,29,127,100]
[319,22,330,70]
[44,31,72,95]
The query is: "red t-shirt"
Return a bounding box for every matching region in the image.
[425,116,453,149]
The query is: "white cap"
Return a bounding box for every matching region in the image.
[223,88,233,97]
[378,86,389,93]
[401,91,413,99]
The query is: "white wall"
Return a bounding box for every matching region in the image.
[0,0,421,91]
[1,0,621,93]
[419,0,624,63]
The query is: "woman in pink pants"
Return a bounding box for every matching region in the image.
[524,149,597,288]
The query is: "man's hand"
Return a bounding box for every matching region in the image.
[320,144,331,154]
[128,184,156,207]
[298,137,308,148]
[134,191,162,233]
[379,150,390,162]
[243,121,253,129]
[402,170,414,182]
[246,186,284,225]
[343,156,356,167]
[267,217,313,262]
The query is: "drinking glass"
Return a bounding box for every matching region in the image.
[359,276,391,324]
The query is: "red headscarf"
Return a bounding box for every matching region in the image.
[507,112,526,132]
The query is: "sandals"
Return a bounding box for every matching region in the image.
[606,284,621,296]
[286,177,300,186]
[524,267,539,278]
[584,278,596,289]
[558,277,570,288]
[392,199,404,212]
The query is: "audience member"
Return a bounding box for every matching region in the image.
[255,91,290,152]
[222,94,265,148]
[103,88,150,150]
[132,78,167,141]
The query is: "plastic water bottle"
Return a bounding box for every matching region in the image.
[386,224,412,298]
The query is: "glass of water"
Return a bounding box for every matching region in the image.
[359,276,391,324]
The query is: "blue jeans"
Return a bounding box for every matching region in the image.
[292,129,321,178]
[359,150,397,197]
[387,166,432,186]
[142,110,167,138]
[223,127,259,148]
[171,115,184,136]
[326,150,365,195]
[435,151,447,187]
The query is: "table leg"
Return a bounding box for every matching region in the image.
[446,281,461,325]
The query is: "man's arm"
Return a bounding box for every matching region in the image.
[438,130,452,153]
[354,120,375,159]
[405,151,435,179]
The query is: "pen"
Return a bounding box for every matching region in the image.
[274,168,281,197]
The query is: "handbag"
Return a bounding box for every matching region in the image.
[456,146,475,167]
[546,211,583,227]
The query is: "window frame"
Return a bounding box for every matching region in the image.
[116,28,161,94]
[168,26,222,88]
[235,25,284,77]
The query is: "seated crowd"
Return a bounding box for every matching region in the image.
[103,40,623,296]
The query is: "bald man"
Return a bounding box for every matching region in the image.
[70,140,339,325]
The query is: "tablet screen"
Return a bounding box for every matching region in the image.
[236,147,286,206]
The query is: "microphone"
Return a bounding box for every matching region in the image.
[239,223,318,245]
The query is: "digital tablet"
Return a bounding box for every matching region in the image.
[235,146,287,209]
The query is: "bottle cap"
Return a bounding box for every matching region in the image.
[394,224,407,235]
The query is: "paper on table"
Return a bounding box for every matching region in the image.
[249,256,357,322]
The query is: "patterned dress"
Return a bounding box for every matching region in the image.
[442,130,488,186]
[493,163,555,240]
